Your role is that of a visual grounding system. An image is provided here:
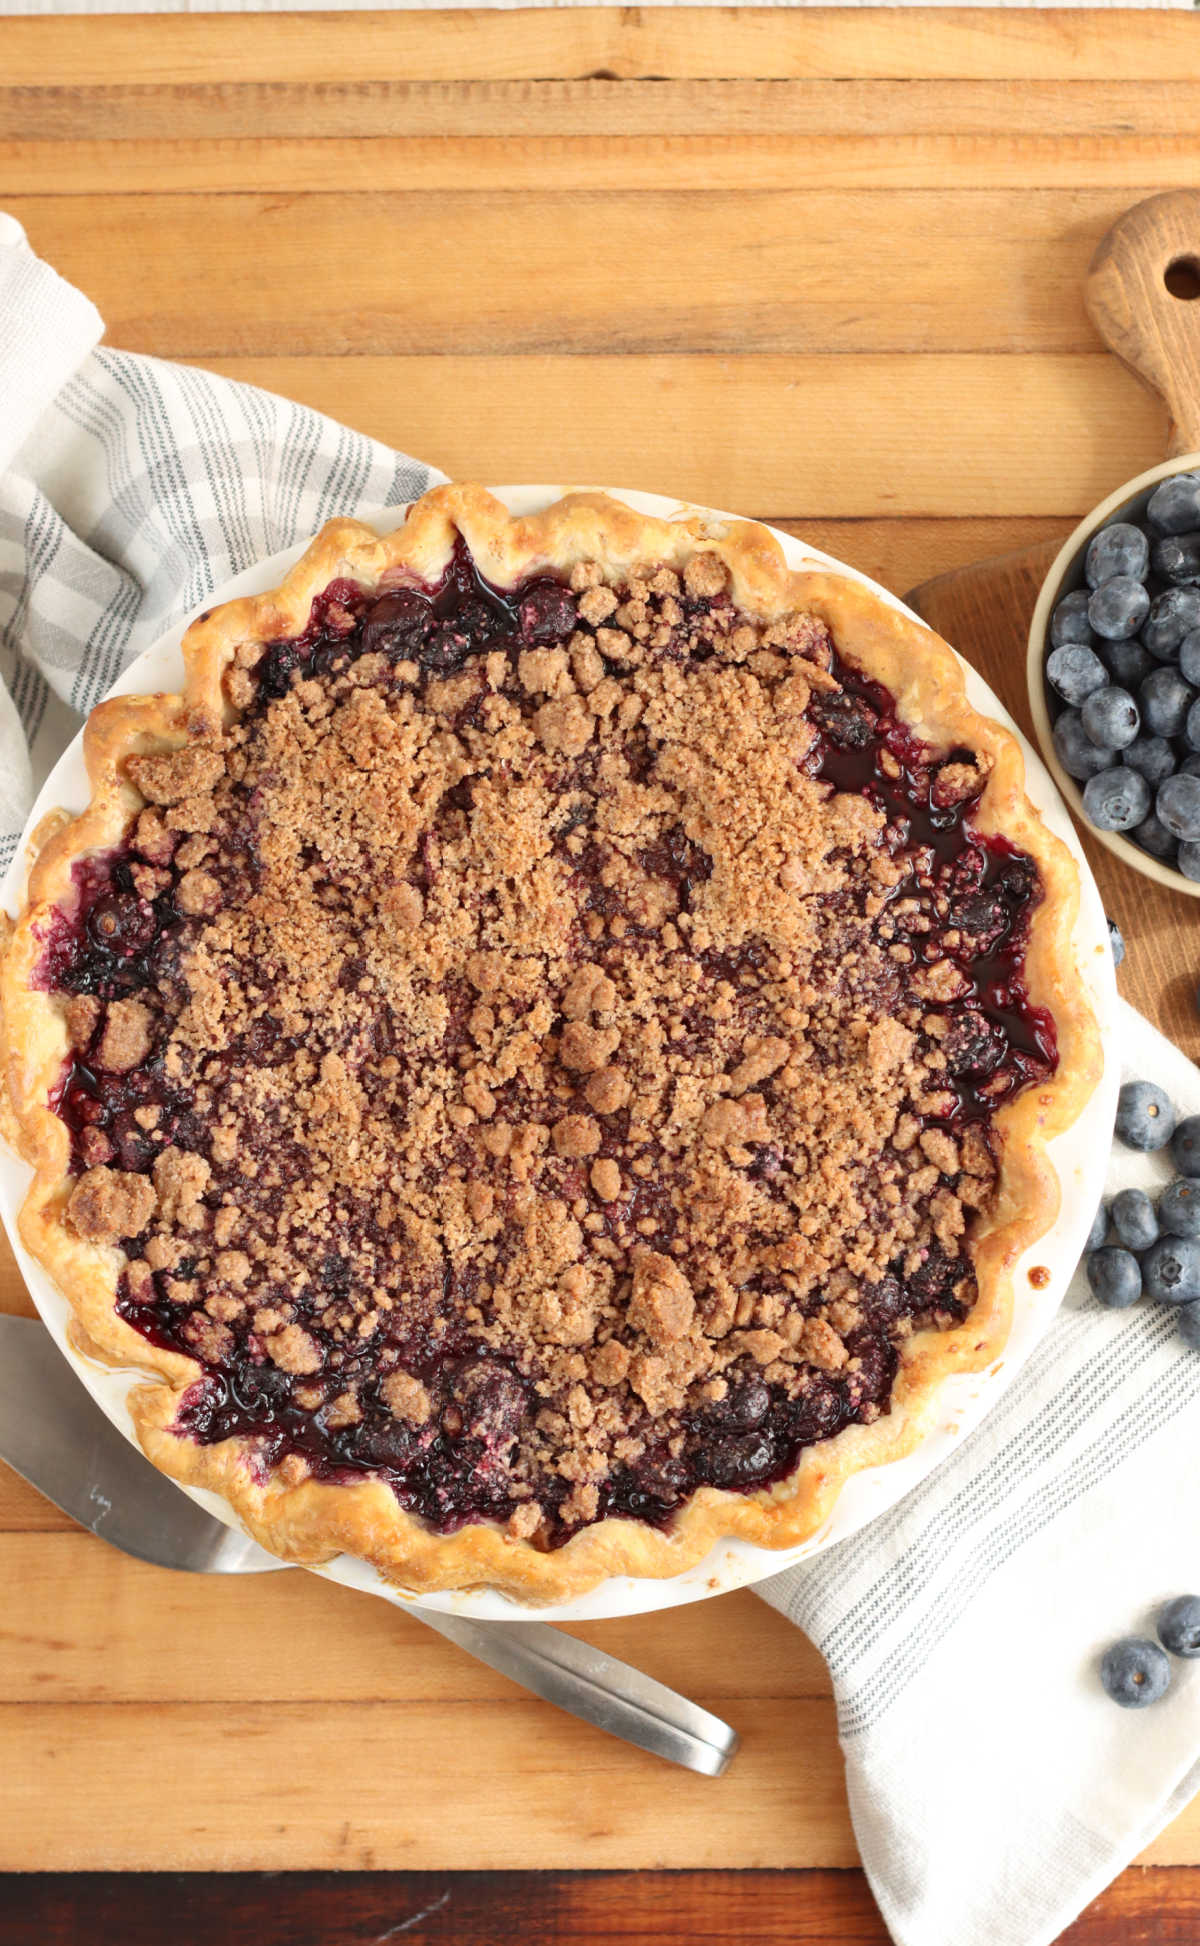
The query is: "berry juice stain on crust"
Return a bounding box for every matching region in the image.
[35,543,1054,1548]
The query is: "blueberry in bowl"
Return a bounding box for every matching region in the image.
[1029,454,1200,896]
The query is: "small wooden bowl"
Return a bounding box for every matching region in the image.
[1027,453,1200,900]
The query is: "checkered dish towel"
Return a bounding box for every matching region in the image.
[5,214,1200,1946]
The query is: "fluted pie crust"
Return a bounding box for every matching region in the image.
[0,486,1102,1603]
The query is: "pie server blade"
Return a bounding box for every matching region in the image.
[0,1312,281,1570]
[0,1314,740,1775]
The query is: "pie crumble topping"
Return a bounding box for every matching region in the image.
[33,537,1057,1550]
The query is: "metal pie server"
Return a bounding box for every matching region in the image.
[0,1314,738,1775]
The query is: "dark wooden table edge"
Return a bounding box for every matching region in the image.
[2,1866,1198,1944]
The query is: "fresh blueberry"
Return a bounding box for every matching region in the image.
[1116,1079,1177,1151]
[1050,589,1097,648]
[1157,773,1200,841]
[1086,521,1150,587]
[1147,473,1200,536]
[1158,1595,1200,1658]
[1179,1305,1200,1350]
[1172,1115,1200,1177]
[1179,627,1200,685]
[1086,1201,1110,1250]
[1185,697,1200,753]
[1143,1236,1200,1303]
[1144,586,1200,660]
[1110,1187,1159,1251]
[1082,766,1151,831]
[1131,813,1178,861]
[1124,736,1177,787]
[1159,1179,1200,1239]
[1046,644,1109,707]
[1102,638,1155,689]
[1086,1246,1142,1309]
[1139,667,1195,738]
[1107,917,1125,967]
[1152,532,1200,586]
[1089,578,1151,641]
[1178,840,1200,882]
[1082,686,1140,749]
[1100,1637,1172,1708]
[1053,710,1111,782]
[1182,754,1200,779]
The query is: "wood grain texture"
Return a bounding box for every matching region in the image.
[7,10,1200,85]
[1087,190,1200,454]
[202,354,1165,517]
[3,7,1200,1919]
[2,1867,1199,1944]
[1,188,1172,356]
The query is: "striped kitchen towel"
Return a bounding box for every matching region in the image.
[760,998,1200,1946]
[4,213,1200,1946]
[0,212,441,876]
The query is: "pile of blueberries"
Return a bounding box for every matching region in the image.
[1084,1081,1200,1344]
[1101,1596,1200,1709]
[1087,1078,1200,1709]
[1046,469,1200,876]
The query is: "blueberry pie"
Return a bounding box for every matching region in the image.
[0,488,1102,1600]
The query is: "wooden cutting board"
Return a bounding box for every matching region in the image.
[912,189,1200,1058]
[909,532,1200,1057]
[4,32,1200,1915]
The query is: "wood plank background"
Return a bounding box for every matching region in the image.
[2,10,1200,1939]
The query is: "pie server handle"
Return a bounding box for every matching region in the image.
[0,1316,739,1775]
[405,1605,740,1777]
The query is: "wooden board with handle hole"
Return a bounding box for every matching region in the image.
[910,189,1200,1055]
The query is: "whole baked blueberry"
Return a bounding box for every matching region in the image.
[1157,773,1200,841]
[1140,668,1195,738]
[1179,1305,1200,1350]
[1053,710,1112,782]
[1143,1236,1200,1303]
[1086,1247,1142,1308]
[1116,1079,1176,1151]
[1110,1187,1159,1251]
[1050,588,1097,648]
[1131,813,1178,861]
[1082,686,1140,749]
[1159,1594,1200,1658]
[1124,736,1177,787]
[1086,1201,1110,1250]
[1152,532,1200,586]
[1086,521,1150,587]
[1144,586,1200,660]
[1082,767,1151,831]
[1046,644,1109,706]
[1147,472,1200,536]
[1180,627,1200,685]
[1100,1637,1172,1708]
[1159,1179,1200,1239]
[1107,917,1125,967]
[1172,1114,1200,1176]
[1103,638,1155,689]
[1178,840,1200,882]
[1089,578,1151,641]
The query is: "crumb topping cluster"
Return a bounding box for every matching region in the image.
[41,539,1054,1546]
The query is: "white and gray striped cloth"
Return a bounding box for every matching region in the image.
[4,214,1200,1946]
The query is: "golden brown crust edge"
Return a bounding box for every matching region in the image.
[0,486,1103,1604]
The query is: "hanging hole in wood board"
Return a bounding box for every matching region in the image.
[1164,257,1200,301]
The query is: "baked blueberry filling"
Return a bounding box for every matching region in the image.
[37,542,1054,1548]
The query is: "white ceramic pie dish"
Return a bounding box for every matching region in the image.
[0,485,1118,1622]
